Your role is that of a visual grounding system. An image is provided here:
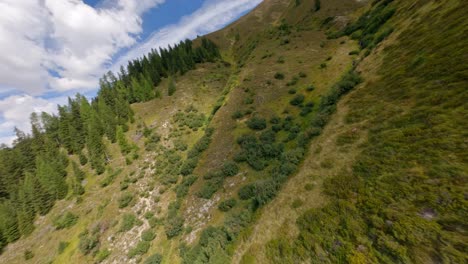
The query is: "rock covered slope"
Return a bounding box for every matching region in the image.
[1,0,466,263]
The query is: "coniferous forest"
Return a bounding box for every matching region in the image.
[0,38,220,250]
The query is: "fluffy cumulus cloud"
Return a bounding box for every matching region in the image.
[0,0,262,145]
[0,0,165,95]
[0,95,66,145]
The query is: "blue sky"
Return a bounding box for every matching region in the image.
[0,0,262,145]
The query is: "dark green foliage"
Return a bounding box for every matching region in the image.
[246,116,267,130]
[349,50,360,55]
[175,175,198,198]
[288,89,296,94]
[274,72,285,80]
[218,199,237,212]
[128,241,150,258]
[314,0,321,11]
[343,0,395,48]
[235,133,283,171]
[286,76,299,86]
[238,184,256,200]
[165,216,184,239]
[306,85,315,91]
[144,254,163,264]
[118,193,133,208]
[53,212,78,230]
[221,161,239,177]
[290,94,305,106]
[197,178,223,199]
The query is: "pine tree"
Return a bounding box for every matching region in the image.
[116,126,131,155]
[0,202,20,243]
[86,111,106,175]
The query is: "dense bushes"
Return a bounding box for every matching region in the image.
[78,229,100,255]
[221,161,239,176]
[246,116,267,130]
[218,199,237,212]
[343,0,395,48]
[165,216,184,239]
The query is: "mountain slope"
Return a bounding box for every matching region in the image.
[0,0,466,263]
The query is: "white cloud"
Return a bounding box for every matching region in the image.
[0,0,165,96]
[0,94,67,145]
[114,0,262,69]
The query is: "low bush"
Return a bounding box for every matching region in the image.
[274,72,285,80]
[118,193,133,208]
[222,161,239,177]
[144,254,163,264]
[246,116,267,130]
[141,229,156,241]
[128,241,150,258]
[218,199,237,212]
[290,94,305,106]
[165,216,184,238]
[119,214,137,232]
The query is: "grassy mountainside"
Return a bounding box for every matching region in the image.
[1,0,466,263]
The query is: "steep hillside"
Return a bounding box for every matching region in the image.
[0,0,466,264]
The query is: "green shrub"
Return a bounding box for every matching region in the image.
[222,161,239,177]
[320,63,327,69]
[197,178,223,199]
[128,241,150,258]
[53,212,78,230]
[144,254,163,264]
[118,193,133,208]
[165,216,184,238]
[141,229,156,241]
[232,110,244,119]
[246,116,267,130]
[288,89,297,94]
[218,199,237,212]
[306,85,315,91]
[290,94,305,106]
[244,97,254,105]
[78,230,99,255]
[238,184,256,200]
[274,72,285,80]
[119,214,137,232]
[349,50,360,55]
[299,72,307,78]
